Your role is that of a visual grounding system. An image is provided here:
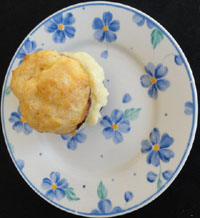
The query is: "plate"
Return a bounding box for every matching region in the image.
[1,1,198,217]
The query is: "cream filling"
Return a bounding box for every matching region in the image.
[62,52,109,125]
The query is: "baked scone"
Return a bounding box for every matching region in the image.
[10,50,108,134]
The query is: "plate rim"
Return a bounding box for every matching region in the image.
[1,1,198,217]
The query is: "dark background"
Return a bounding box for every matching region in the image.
[1,0,200,217]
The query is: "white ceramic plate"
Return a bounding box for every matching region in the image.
[1,1,198,217]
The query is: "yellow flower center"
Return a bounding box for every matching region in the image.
[52,184,57,190]
[71,132,76,137]
[152,77,157,84]
[21,117,26,124]
[103,26,108,31]
[58,24,64,30]
[153,144,159,151]
[112,124,118,130]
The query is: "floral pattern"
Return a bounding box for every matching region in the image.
[122,93,132,103]
[92,11,120,43]
[41,171,79,201]
[132,13,154,29]
[61,130,87,151]
[140,62,170,99]
[174,55,183,66]
[16,38,41,65]
[45,12,76,43]
[124,191,134,203]
[184,101,194,115]
[9,107,32,135]
[141,128,174,167]
[91,181,122,215]
[100,109,130,144]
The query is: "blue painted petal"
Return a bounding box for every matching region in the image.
[141,140,152,153]
[184,102,193,115]
[102,127,114,139]
[113,130,123,144]
[64,26,76,38]
[174,55,183,65]
[118,120,130,133]
[147,171,157,182]
[16,159,24,170]
[50,172,60,184]
[151,151,160,167]
[101,50,108,59]
[61,134,71,141]
[18,59,24,66]
[150,128,160,145]
[17,48,26,59]
[146,19,154,29]
[146,150,155,164]
[9,112,21,123]
[124,191,134,202]
[122,93,132,103]
[23,123,33,135]
[111,109,123,124]
[12,121,23,133]
[98,199,112,213]
[103,11,113,25]
[108,20,120,32]
[145,62,155,77]
[63,13,75,25]
[41,178,52,190]
[100,116,112,127]
[91,209,101,215]
[156,79,170,91]
[162,170,173,181]
[45,20,58,33]
[53,13,63,24]
[24,39,36,53]
[140,75,152,88]
[55,188,65,200]
[75,132,86,143]
[148,84,158,99]
[155,64,168,79]
[158,149,174,163]
[132,13,145,26]
[57,178,68,189]
[105,31,117,42]
[46,189,55,200]
[52,30,66,43]
[159,133,174,148]
[93,30,105,42]
[92,18,104,30]
[112,207,122,213]
[67,138,78,150]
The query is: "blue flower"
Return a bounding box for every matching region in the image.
[100,109,130,144]
[132,13,154,29]
[184,101,194,115]
[16,38,41,65]
[141,128,174,167]
[92,11,120,43]
[9,107,32,135]
[91,199,122,215]
[45,12,76,43]
[147,171,157,183]
[162,170,173,181]
[61,130,87,150]
[140,62,170,99]
[41,171,68,201]
[124,191,134,202]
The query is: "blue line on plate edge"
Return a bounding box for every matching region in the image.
[1,2,197,216]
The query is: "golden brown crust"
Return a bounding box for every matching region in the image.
[10,50,90,134]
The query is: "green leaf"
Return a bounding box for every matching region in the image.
[97,181,108,200]
[65,187,80,201]
[4,86,11,96]
[123,108,141,120]
[151,28,164,49]
[157,178,163,190]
